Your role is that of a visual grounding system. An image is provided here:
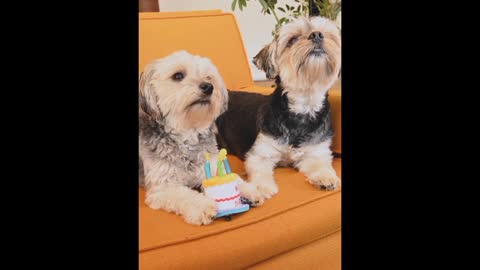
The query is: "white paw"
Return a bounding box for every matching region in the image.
[307,170,341,191]
[182,197,217,226]
[256,180,278,199]
[145,193,163,210]
[238,178,278,206]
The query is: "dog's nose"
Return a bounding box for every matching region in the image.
[308,32,324,43]
[199,82,213,95]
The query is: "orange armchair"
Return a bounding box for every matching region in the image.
[139,11,341,269]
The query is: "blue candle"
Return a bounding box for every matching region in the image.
[204,153,212,179]
[223,159,232,174]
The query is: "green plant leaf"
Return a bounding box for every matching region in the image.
[258,0,269,11]
[268,0,277,7]
[239,0,246,11]
[231,0,237,11]
[278,7,286,13]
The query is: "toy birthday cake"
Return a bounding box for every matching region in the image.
[202,149,249,220]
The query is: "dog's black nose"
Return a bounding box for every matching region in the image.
[308,32,323,43]
[199,82,213,95]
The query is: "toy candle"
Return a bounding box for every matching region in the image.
[222,149,232,174]
[217,149,227,176]
[204,152,212,179]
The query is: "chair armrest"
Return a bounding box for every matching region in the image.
[328,88,341,155]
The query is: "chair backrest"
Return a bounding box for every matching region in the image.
[139,11,255,90]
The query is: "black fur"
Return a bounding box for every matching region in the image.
[216,76,334,160]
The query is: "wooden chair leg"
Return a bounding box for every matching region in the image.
[139,0,159,12]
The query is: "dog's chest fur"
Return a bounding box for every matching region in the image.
[216,79,334,159]
[140,116,217,187]
[262,86,333,147]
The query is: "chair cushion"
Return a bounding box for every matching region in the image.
[139,156,341,269]
[246,231,341,269]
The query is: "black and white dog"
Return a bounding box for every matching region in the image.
[216,16,341,206]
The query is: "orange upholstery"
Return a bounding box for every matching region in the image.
[246,231,341,269]
[329,88,341,154]
[139,157,341,270]
[139,11,252,90]
[139,10,341,269]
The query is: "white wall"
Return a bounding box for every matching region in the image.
[159,0,296,81]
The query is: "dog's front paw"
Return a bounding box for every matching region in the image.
[183,197,217,226]
[238,178,278,206]
[308,170,341,191]
[145,193,164,210]
[256,180,278,199]
[238,181,266,206]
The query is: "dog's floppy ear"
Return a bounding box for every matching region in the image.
[139,69,161,118]
[219,80,229,114]
[253,42,277,80]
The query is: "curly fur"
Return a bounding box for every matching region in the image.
[139,51,228,225]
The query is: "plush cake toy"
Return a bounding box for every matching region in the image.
[202,149,250,220]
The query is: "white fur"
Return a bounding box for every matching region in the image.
[239,133,282,205]
[285,84,327,116]
[241,133,340,205]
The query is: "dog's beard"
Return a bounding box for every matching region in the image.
[297,48,326,77]
[184,103,218,130]
[187,97,211,108]
[155,82,226,133]
[278,41,340,92]
[278,45,327,90]
[179,92,222,131]
[310,45,326,57]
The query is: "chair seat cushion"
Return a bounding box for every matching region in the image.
[139,156,341,269]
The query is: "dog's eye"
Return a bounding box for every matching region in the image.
[287,36,298,47]
[172,72,185,81]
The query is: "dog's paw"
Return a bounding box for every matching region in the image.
[240,196,254,207]
[238,179,278,206]
[238,181,265,206]
[183,197,217,226]
[256,180,278,199]
[145,193,164,210]
[308,171,341,191]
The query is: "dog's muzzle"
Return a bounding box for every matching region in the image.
[308,31,325,56]
[310,45,326,56]
[187,82,214,107]
[308,31,323,43]
[199,82,213,96]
